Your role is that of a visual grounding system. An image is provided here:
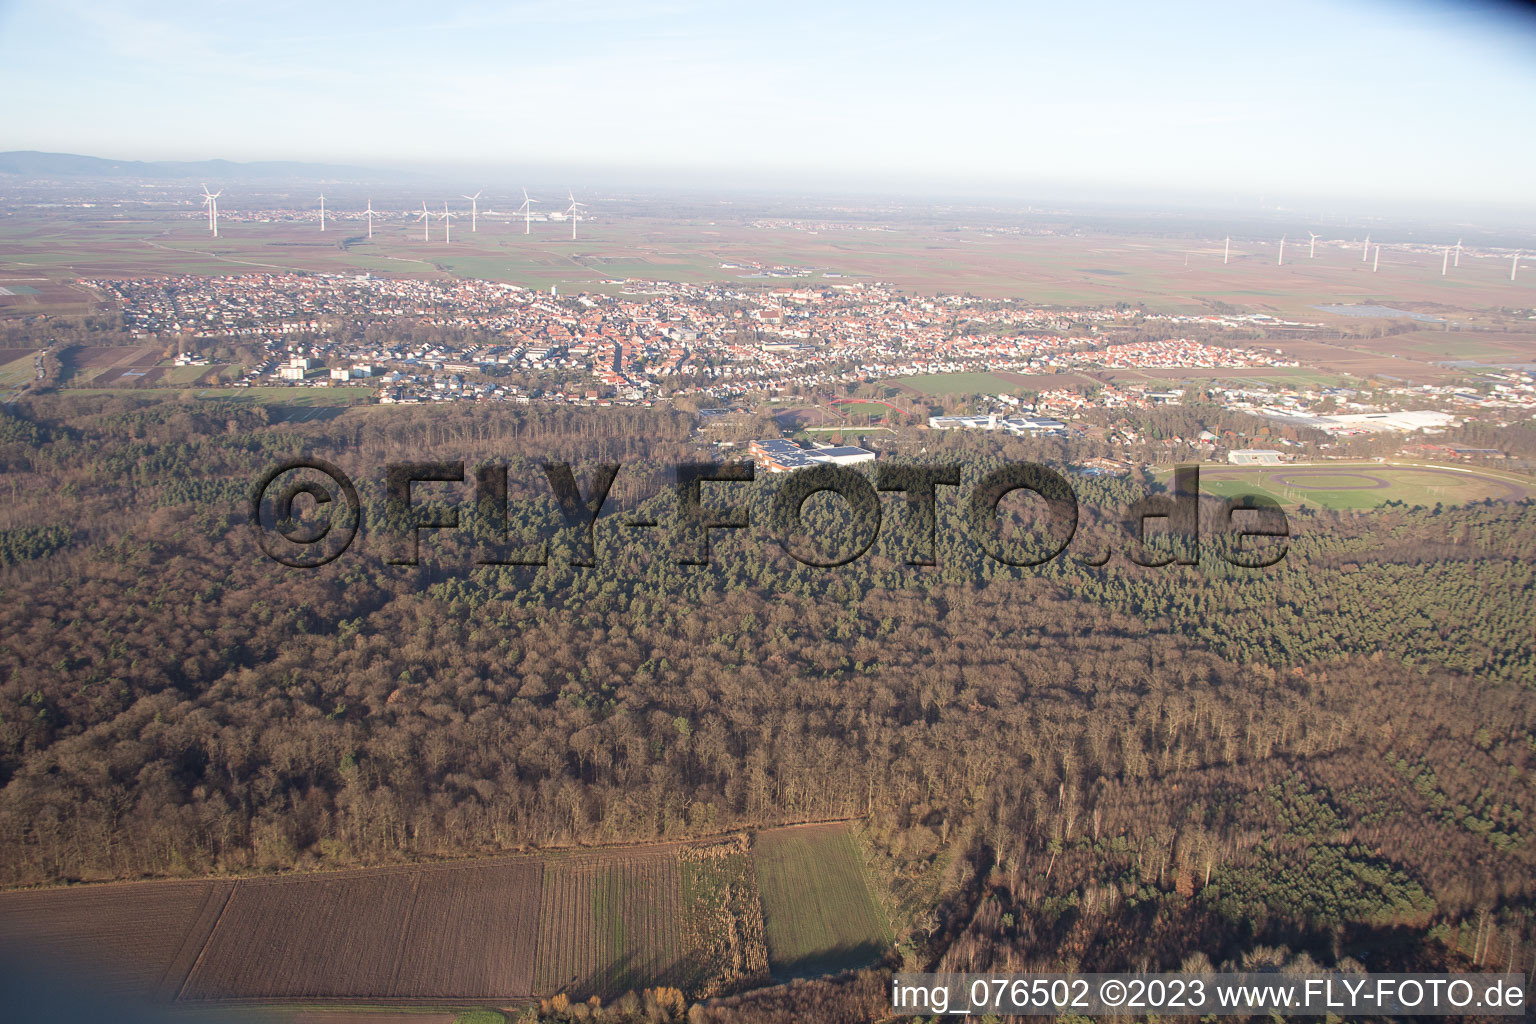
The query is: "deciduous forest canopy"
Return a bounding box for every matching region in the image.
[0,395,1532,1019]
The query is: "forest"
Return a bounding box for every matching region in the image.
[0,392,1532,1021]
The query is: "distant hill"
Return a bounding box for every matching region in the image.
[0,151,408,182]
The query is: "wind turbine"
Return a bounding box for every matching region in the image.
[516,188,536,235]
[1277,235,1285,267]
[1442,247,1450,276]
[1373,245,1380,272]
[440,201,457,244]
[1514,253,1522,282]
[1454,238,1462,268]
[1308,232,1319,258]
[1362,234,1370,262]
[1223,236,1230,265]
[318,194,326,232]
[364,199,378,240]
[461,190,483,232]
[565,189,587,241]
[199,184,222,237]
[416,202,431,242]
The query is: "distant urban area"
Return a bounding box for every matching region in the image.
[28,268,1528,473]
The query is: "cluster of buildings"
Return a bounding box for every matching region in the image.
[927,413,1069,437]
[747,438,877,471]
[1087,339,1295,370]
[75,271,1536,455]
[86,271,1299,409]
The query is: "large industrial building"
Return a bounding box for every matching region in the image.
[749,439,876,472]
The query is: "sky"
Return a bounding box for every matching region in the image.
[1,0,1534,208]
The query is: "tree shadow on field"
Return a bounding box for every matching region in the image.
[767,939,889,985]
[0,944,264,1024]
[554,950,642,1002]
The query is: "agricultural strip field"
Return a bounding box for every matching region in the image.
[6,213,1536,315]
[891,371,1031,396]
[1189,463,1534,511]
[531,847,683,1000]
[180,859,543,1001]
[752,824,893,981]
[60,344,165,386]
[0,350,40,387]
[0,878,232,999]
[0,823,886,1007]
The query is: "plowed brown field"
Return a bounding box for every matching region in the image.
[180,859,542,1000]
[0,823,886,1006]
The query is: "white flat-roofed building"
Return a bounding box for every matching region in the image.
[807,444,875,466]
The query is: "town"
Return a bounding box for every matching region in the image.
[72,270,1536,470]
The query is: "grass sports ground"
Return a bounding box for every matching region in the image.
[0,822,890,1012]
[1188,463,1533,510]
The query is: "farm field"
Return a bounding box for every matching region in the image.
[6,210,1533,319]
[59,344,164,385]
[0,878,232,999]
[1264,338,1463,383]
[1186,463,1534,510]
[0,349,39,387]
[893,371,1028,396]
[181,860,542,1001]
[52,386,371,411]
[751,824,893,981]
[1350,328,1536,367]
[0,823,886,1008]
[531,848,683,1001]
[1101,366,1353,388]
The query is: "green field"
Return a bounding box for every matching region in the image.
[1189,463,1532,510]
[532,850,682,1000]
[832,401,899,421]
[894,372,1023,396]
[55,386,369,407]
[0,353,37,387]
[752,825,893,981]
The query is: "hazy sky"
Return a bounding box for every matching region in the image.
[2,0,1534,206]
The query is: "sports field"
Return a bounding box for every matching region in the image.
[1191,463,1533,510]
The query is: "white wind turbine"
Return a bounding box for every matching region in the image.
[516,187,536,235]
[1362,234,1370,262]
[200,184,222,237]
[1373,245,1381,272]
[318,194,327,232]
[1514,253,1522,282]
[1277,235,1285,267]
[440,201,457,244]
[1442,247,1450,276]
[1308,232,1319,258]
[416,202,431,242]
[364,199,378,240]
[1454,238,1463,268]
[565,189,587,240]
[462,190,483,232]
